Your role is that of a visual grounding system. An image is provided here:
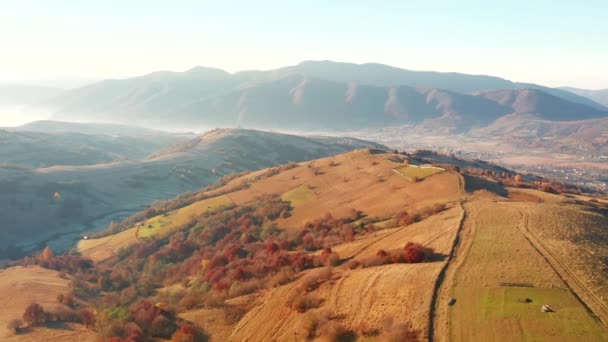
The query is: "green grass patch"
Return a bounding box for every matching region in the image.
[139,195,232,238]
[281,185,315,207]
[450,286,608,341]
[395,165,443,181]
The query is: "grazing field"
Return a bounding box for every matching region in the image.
[281,185,316,207]
[224,150,461,229]
[446,202,608,341]
[138,194,232,238]
[395,165,444,181]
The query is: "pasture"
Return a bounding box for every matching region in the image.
[395,165,444,181]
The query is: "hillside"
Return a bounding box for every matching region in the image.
[278,61,604,109]
[17,148,602,341]
[0,128,185,168]
[45,61,607,132]
[561,87,608,107]
[0,129,383,258]
[0,266,97,341]
[474,89,608,121]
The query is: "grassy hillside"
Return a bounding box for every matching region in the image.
[8,148,608,341]
[0,129,185,167]
[0,129,383,258]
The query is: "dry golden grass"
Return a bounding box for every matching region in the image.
[446,201,608,341]
[0,266,96,341]
[230,205,463,341]
[225,150,461,229]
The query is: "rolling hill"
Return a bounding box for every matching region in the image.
[44,61,607,132]
[16,148,605,341]
[0,128,186,168]
[0,129,383,257]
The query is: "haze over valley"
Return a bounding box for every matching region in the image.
[1,2,608,341]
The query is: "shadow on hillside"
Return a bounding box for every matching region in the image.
[43,321,73,330]
[464,174,508,197]
[427,253,448,262]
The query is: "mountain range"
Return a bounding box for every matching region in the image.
[37,61,607,132]
[560,86,608,108]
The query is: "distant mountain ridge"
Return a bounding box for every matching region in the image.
[560,87,608,108]
[43,61,607,131]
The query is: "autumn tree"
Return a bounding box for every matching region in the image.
[78,309,96,327]
[23,303,46,326]
[171,324,200,342]
[40,246,54,261]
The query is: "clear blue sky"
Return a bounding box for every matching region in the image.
[1,0,607,88]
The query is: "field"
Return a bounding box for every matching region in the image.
[231,205,464,341]
[281,185,316,207]
[395,165,444,181]
[223,150,461,229]
[443,201,608,341]
[0,266,96,342]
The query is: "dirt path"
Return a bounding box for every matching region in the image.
[515,207,608,326]
[428,173,468,341]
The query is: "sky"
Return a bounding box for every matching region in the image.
[1,0,607,89]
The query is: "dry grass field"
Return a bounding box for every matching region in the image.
[395,165,444,181]
[0,266,96,342]
[437,197,608,342]
[231,205,464,341]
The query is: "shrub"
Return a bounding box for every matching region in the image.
[23,303,46,326]
[171,325,201,342]
[149,315,176,338]
[223,305,248,325]
[316,320,355,342]
[404,243,431,263]
[78,308,96,327]
[289,292,325,313]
